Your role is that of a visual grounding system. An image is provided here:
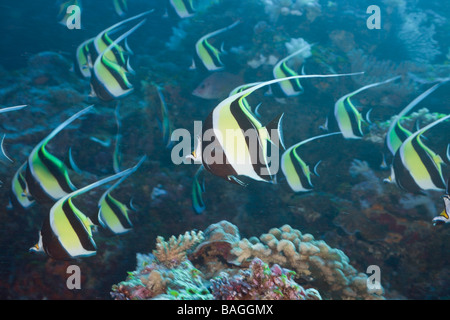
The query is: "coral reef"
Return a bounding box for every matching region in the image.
[229,224,384,300]
[1,0,449,301]
[111,255,212,300]
[153,230,204,268]
[263,0,322,23]
[364,108,447,146]
[211,257,321,300]
[111,221,384,300]
[396,11,441,64]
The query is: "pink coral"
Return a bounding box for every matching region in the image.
[210,258,318,300]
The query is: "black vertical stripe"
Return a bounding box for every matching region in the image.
[105,193,132,230]
[25,158,54,204]
[202,112,238,181]
[102,33,126,67]
[90,72,114,101]
[38,146,74,194]
[411,137,445,189]
[393,122,410,143]
[62,200,97,252]
[290,149,313,190]
[343,98,363,137]
[280,62,302,92]
[17,170,27,191]
[100,56,131,91]
[229,98,269,179]
[40,213,71,260]
[202,39,223,69]
[392,151,422,193]
[270,82,287,98]
[87,41,98,65]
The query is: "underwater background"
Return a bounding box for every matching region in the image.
[0,0,449,300]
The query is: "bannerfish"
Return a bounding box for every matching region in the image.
[384,114,450,193]
[334,76,400,139]
[191,165,206,214]
[169,0,195,19]
[386,81,447,156]
[187,72,362,186]
[156,86,174,148]
[192,20,240,72]
[75,10,152,79]
[433,177,450,225]
[92,11,153,73]
[90,19,146,101]
[270,44,313,98]
[113,0,128,17]
[281,132,341,192]
[8,162,35,211]
[30,159,145,260]
[98,155,146,235]
[192,72,244,100]
[25,106,94,204]
[75,37,95,78]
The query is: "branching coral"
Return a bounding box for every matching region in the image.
[153,230,204,268]
[263,0,322,23]
[111,255,212,300]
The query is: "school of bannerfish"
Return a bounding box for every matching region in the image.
[1,0,449,261]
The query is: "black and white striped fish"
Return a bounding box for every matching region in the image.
[90,19,146,101]
[281,132,341,192]
[8,162,35,211]
[25,106,93,203]
[333,76,400,139]
[97,156,146,234]
[386,81,447,156]
[187,72,362,186]
[191,21,240,72]
[385,114,450,193]
[75,11,152,79]
[30,157,145,260]
[168,0,195,19]
[269,44,313,98]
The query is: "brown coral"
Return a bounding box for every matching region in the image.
[229,224,385,300]
[153,230,204,268]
